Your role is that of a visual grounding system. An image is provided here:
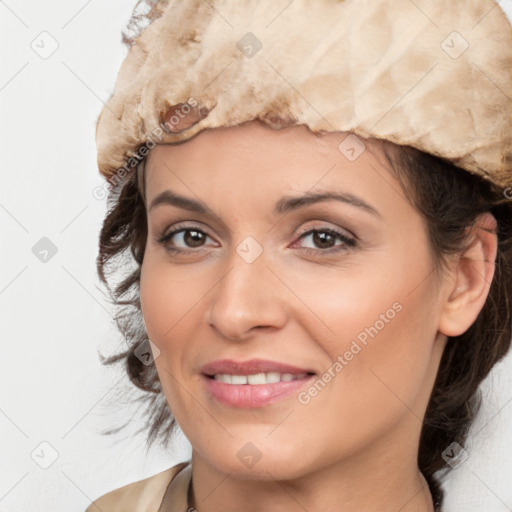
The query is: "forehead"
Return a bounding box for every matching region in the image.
[145,122,406,212]
[145,121,392,191]
[148,121,340,161]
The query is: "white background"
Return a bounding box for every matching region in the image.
[0,1,511,511]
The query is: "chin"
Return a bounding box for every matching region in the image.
[194,435,317,481]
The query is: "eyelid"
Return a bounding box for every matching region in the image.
[153,212,232,239]
[289,224,357,253]
[294,221,356,242]
[156,222,219,248]
[149,206,230,240]
[159,220,213,237]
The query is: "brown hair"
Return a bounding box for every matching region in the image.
[96,138,512,507]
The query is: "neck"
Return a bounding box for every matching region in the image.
[188,442,435,512]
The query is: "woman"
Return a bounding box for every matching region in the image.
[89,0,512,511]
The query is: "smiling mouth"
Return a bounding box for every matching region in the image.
[201,360,317,407]
[206,372,315,385]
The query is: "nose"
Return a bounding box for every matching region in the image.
[206,251,288,341]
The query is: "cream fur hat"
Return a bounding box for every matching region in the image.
[96,0,512,189]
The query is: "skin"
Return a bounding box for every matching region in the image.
[139,120,497,512]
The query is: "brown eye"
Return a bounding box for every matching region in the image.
[183,229,206,247]
[158,227,215,250]
[296,228,356,251]
[312,231,336,248]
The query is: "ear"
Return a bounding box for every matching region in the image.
[438,212,498,337]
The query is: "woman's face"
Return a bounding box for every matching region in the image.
[140,121,448,480]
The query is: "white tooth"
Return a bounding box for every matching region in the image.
[214,374,232,384]
[214,372,307,385]
[248,373,267,385]
[266,372,281,383]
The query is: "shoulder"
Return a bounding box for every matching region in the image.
[86,461,189,512]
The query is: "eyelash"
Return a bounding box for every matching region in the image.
[156,225,357,255]
[156,225,216,254]
[294,227,356,254]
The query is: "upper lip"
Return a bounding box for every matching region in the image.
[201,358,315,376]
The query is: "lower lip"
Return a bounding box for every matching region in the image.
[202,374,314,408]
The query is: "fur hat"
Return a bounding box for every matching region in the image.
[96,0,512,189]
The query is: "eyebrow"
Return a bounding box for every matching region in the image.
[274,192,382,218]
[148,189,381,219]
[149,190,209,214]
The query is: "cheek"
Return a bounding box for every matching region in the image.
[140,254,209,344]
[283,245,439,419]
[139,257,205,415]
[255,275,439,468]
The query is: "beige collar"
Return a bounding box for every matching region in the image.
[158,462,192,512]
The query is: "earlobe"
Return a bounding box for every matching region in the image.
[439,212,498,337]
